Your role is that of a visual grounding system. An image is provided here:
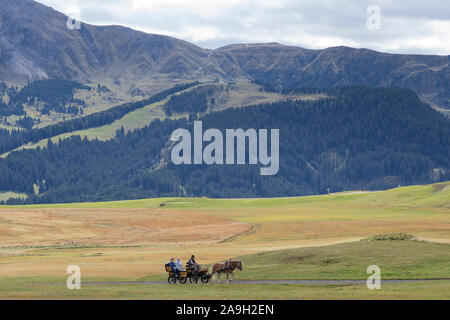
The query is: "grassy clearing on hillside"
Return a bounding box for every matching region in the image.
[352,182,450,209]
[433,106,450,118]
[0,191,27,201]
[43,99,167,141]
[209,82,323,111]
[0,123,21,131]
[5,181,447,210]
[21,84,143,130]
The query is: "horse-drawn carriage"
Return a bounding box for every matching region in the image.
[165,260,242,284]
[165,264,211,284]
[187,267,211,283]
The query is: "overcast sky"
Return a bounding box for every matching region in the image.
[37,0,449,55]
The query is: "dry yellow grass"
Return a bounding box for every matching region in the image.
[0,206,369,279]
[0,208,251,248]
[0,183,448,281]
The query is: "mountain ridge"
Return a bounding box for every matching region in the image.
[0,0,247,88]
[0,0,449,109]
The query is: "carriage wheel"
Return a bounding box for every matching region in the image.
[179,277,187,284]
[190,276,198,284]
[201,275,209,283]
[168,276,176,284]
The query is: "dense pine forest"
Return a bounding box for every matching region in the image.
[10,79,90,114]
[163,90,209,115]
[0,80,90,118]
[0,85,449,204]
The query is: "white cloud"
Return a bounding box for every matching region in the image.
[36,0,450,54]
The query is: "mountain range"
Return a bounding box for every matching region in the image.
[0,0,449,109]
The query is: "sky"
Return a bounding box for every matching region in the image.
[37,0,450,55]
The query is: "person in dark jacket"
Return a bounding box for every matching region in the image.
[224,258,232,271]
[187,255,200,275]
[168,258,179,276]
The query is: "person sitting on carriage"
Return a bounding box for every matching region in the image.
[175,258,184,272]
[224,258,232,270]
[187,255,200,275]
[167,258,179,276]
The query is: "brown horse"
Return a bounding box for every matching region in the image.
[210,260,242,282]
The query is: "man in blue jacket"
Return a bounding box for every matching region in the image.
[168,258,179,276]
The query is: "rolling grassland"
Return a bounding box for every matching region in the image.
[0,182,448,299]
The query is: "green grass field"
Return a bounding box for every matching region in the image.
[1,241,449,299]
[1,279,448,300]
[0,182,449,299]
[234,241,450,280]
[6,181,447,210]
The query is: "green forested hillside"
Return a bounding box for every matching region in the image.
[0,82,199,155]
[0,86,448,204]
